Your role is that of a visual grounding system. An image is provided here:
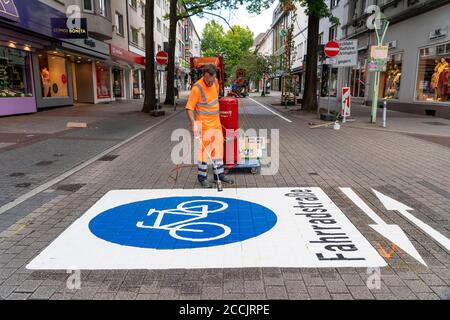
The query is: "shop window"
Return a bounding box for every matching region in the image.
[416,42,450,103]
[38,53,69,98]
[350,59,366,98]
[96,63,111,99]
[382,53,403,99]
[0,47,33,98]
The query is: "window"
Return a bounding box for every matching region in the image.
[318,32,324,45]
[330,0,339,9]
[131,27,139,45]
[140,2,145,17]
[416,43,450,103]
[129,0,137,10]
[157,18,161,33]
[381,53,403,99]
[115,12,124,36]
[38,53,68,98]
[98,0,108,18]
[83,0,94,13]
[96,63,111,99]
[142,34,146,49]
[0,47,33,98]
[329,25,338,41]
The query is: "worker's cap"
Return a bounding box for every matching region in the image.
[202,64,217,76]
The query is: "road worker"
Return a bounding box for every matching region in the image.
[185,64,234,188]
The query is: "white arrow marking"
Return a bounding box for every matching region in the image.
[373,189,450,252]
[340,188,426,266]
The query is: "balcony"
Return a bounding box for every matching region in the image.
[83,9,113,41]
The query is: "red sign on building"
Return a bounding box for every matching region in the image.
[109,44,145,66]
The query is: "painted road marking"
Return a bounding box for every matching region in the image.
[340,188,426,266]
[0,111,181,216]
[27,188,386,270]
[373,189,450,252]
[248,97,292,123]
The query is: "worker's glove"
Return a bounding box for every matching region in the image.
[192,123,201,140]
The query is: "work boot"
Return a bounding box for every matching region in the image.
[199,180,212,188]
[218,176,234,185]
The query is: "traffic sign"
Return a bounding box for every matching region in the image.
[324,41,340,58]
[155,51,168,65]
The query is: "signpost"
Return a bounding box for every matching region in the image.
[324,41,340,116]
[369,19,390,124]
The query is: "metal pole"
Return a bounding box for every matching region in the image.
[157,69,161,109]
[327,68,331,115]
[382,99,387,128]
[371,71,379,123]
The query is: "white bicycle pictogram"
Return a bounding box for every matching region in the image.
[136,200,231,242]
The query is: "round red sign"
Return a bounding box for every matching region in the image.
[155,51,168,65]
[324,41,340,58]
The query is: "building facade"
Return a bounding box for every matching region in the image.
[334,0,450,116]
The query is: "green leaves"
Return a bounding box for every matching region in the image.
[201,22,254,81]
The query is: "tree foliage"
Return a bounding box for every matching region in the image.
[201,22,254,80]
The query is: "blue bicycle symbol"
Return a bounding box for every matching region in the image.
[136,200,231,242]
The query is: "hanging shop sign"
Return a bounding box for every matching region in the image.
[368,45,389,72]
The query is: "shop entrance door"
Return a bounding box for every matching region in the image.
[112,68,123,99]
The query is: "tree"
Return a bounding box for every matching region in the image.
[245,0,336,112]
[201,20,225,57]
[163,0,255,105]
[142,0,157,114]
[234,53,274,88]
[201,22,254,82]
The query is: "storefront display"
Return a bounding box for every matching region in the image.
[382,53,403,99]
[96,63,111,99]
[416,42,450,103]
[38,53,68,98]
[0,47,33,98]
[112,68,123,98]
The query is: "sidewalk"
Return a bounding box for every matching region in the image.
[0,94,449,300]
[250,91,450,138]
[0,95,187,230]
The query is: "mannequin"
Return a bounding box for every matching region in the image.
[385,64,401,99]
[434,58,449,101]
[438,64,449,102]
[40,67,51,97]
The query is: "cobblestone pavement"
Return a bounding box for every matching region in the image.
[0,95,449,300]
[0,98,182,231]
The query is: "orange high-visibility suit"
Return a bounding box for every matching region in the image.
[186,78,224,181]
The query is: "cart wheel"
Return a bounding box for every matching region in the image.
[250,167,258,174]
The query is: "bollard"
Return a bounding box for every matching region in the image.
[382,100,387,128]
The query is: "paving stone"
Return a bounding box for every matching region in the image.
[404,280,433,293]
[325,281,349,293]
[201,287,223,300]
[348,286,375,300]
[15,280,44,293]
[307,286,331,300]
[331,293,354,300]
[29,286,59,300]
[389,286,418,300]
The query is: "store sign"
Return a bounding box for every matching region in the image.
[429,26,448,40]
[0,0,66,37]
[110,44,145,65]
[51,18,87,39]
[0,0,20,22]
[368,45,389,72]
[332,40,358,67]
[27,188,386,270]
